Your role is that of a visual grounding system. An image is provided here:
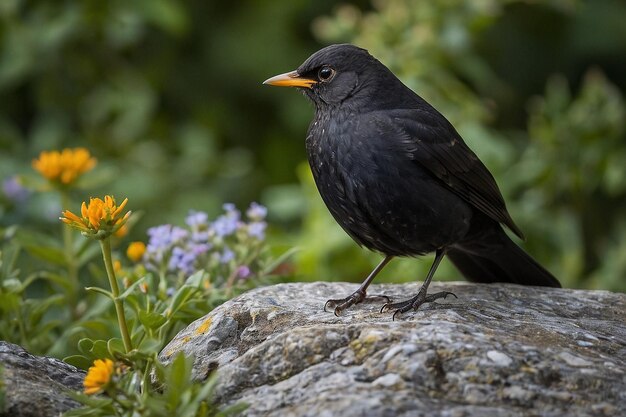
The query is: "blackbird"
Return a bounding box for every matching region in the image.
[264,44,560,319]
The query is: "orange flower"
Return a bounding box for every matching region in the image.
[126,241,146,262]
[113,260,123,273]
[61,195,131,239]
[32,148,96,185]
[83,358,114,395]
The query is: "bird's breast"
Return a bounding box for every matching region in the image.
[305,111,472,256]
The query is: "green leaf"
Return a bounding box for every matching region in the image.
[137,336,162,353]
[118,277,146,300]
[14,229,62,250]
[73,320,111,337]
[165,353,191,406]
[219,401,250,416]
[79,297,114,321]
[184,270,206,287]
[78,338,95,355]
[0,240,20,280]
[107,338,125,357]
[31,294,64,313]
[262,246,299,275]
[167,286,199,318]
[22,245,67,266]
[90,340,110,359]
[64,354,92,370]
[0,293,20,313]
[34,271,75,293]
[63,389,115,414]
[138,310,167,330]
[85,286,114,299]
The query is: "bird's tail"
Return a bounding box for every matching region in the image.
[447,228,561,288]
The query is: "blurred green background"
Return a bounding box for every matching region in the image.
[1,0,625,291]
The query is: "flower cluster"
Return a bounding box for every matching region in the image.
[61,195,131,239]
[32,147,96,186]
[142,202,268,282]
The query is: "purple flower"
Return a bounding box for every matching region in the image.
[170,226,188,242]
[223,203,236,213]
[186,211,209,228]
[191,242,211,255]
[236,265,252,280]
[187,211,211,243]
[247,221,267,240]
[213,216,238,237]
[212,204,241,237]
[168,246,197,275]
[191,230,210,243]
[147,225,188,248]
[220,247,235,263]
[145,225,189,264]
[165,240,212,276]
[2,176,29,203]
[246,202,267,221]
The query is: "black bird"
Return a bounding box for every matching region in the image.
[264,44,560,319]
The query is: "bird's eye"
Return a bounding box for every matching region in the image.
[318,66,335,82]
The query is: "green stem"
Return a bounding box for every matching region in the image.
[141,358,153,394]
[100,238,133,353]
[61,191,79,319]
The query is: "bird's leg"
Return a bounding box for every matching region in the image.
[324,255,393,316]
[381,249,457,320]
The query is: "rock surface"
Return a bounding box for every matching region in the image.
[160,282,626,417]
[0,341,85,417]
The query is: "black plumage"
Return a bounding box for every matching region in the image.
[264,44,560,319]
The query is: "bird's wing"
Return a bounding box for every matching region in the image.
[372,108,524,239]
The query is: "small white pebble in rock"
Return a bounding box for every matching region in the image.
[591,402,617,414]
[381,344,418,363]
[576,340,594,347]
[487,350,513,367]
[372,373,403,388]
[559,352,593,367]
[502,385,535,401]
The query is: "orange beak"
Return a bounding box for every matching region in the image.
[263,70,316,88]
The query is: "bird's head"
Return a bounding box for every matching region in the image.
[264,44,397,109]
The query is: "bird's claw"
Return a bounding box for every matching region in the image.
[381,291,457,320]
[324,291,364,316]
[324,291,391,316]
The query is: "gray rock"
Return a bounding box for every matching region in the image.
[159,282,626,417]
[0,341,85,417]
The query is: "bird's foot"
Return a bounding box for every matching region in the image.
[381,289,457,320]
[324,290,390,316]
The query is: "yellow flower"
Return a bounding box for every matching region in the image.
[61,195,131,239]
[32,148,96,185]
[126,241,146,262]
[83,358,114,395]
